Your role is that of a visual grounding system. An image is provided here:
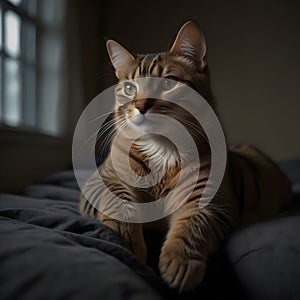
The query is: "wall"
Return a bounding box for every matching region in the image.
[1,0,299,192]
[103,0,300,161]
[0,1,84,193]
[0,131,71,192]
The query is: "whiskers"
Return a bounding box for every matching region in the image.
[179,117,209,145]
[94,115,127,164]
[82,110,127,165]
[90,111,115,123]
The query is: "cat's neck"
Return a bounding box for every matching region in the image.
[134,134,179,169]
[113,132,210,173]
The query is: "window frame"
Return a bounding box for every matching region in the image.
[0,0,39,131]
[0,0,69,139]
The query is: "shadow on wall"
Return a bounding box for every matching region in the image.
[82,0,300,161]
[0,0,299,193]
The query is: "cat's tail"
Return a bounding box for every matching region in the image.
[228,144,292,224]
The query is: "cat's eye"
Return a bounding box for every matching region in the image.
[161,76,177,90]
[124,82,137,96]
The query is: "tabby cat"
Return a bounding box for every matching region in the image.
[80,21,292,291]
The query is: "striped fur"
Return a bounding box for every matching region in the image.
[79,21,292,291]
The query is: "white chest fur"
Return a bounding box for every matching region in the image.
[134,134,179,169]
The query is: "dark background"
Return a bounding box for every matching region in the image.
[0,0,299,192]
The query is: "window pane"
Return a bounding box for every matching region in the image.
[0,7,2,49]
[7,0,23,6]
[0,57,2,119]
[4,11,21,58]
[23,66,36,127]
[3,58,21,126]
[23,22,36,63]
[38,72,60,135]
[21,0,37,17]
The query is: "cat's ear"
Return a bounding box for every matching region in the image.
[170,21,207,70]
[106,39,135,79]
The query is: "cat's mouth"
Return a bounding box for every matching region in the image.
[126,112,162,134]
[130,113,147,125]
[127,107,154,126]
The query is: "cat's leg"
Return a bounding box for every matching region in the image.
[159,199,234,291]
[99,213,147,263]
[97,188,147,263]
[80,169,147,263]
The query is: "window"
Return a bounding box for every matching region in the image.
[0,0,67,136]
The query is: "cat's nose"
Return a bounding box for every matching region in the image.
[135,99,152,114]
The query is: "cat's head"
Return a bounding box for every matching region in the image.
[106,21,213,143]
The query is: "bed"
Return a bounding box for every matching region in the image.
[1,160,300,300]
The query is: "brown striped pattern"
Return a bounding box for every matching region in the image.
[79,21,292,291]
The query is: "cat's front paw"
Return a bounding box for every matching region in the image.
[159,239,206,291]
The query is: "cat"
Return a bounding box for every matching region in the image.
[79,21,292,291]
